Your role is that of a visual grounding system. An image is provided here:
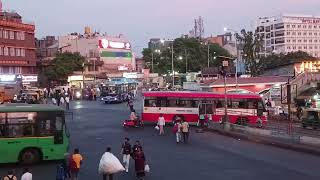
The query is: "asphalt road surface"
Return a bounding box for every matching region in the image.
[1,98,320,180]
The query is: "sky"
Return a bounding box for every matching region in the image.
[3,0,320,53]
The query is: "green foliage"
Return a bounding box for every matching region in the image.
[142,37,230,74]
[236,29,263,76]
[43,52,85,83]
[262,51,316,70]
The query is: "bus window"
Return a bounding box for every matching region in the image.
[37,112,56,136]
[144,98,157,107]
[156,98,167,107]
[248,99,258,109]
[168,98,178,107]
[5,112,36,137]
[216,99,225,108]
[205,104,213,114]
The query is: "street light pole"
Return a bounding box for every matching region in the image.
[185,48,188,73]
[234,34,239,90]
[207,44,210,67]
[171,42,174,86]
[151,52,154,73]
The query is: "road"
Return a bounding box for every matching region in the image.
[1,98,320,180]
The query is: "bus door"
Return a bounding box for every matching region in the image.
[199,100,214,120]
[37,112,64,144]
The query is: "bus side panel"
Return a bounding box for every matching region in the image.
[37,137,68,161]
[0,137,39,163]
[142,107,199,123]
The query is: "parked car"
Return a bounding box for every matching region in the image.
[301,108,320,129]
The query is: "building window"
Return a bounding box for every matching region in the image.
[310,46,313,49]
[298,25,301,28]
[292,25,296,28]
[315,33,318,36]
[304,46,307,49]
[21,49,25,57]
[315,46,318,49]
[303,32,307,36]
[292,32,296,35]
[287,46,291,49]
[315,39,318,43]
[286,25,290,28]
[3,30,8,39]
[298,39,302,42]
[287,39,291,43]
[298,32,301,36]
[314,25,317,29]
[298,46,302,50]
[303,25,307,28]
[10,48,15,56]
[309,39,312,43]
[20,32,25,40]
[9,31,14,39]
[304,39,307,42]
[15,48,21,56]
[293,39,296,42]
[293,46,296,49]
[309,32,313,36]
[3,47,8,56]
[309,25,312,29]
[287,32,290,35]
[0,29,2,38]
[0,47,2,55]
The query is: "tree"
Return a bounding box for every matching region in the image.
[42,52,85,84]
[236,29,263,76]
[142,37,230,74]
[262,51,316,70]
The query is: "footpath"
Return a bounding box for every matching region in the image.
[206,122,320,156]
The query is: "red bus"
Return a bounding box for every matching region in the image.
[142,91,267,126]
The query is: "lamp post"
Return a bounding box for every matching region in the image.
[152,49,161,73]
[224,28,239,90]
[185,48,188,73]
[207,43,210,67]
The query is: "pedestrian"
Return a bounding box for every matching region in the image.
[21,168,32,180]
[60,95,65,107]
[127,99,134,112]
[52,97,57,105]
[132,140,143,156]
[121,137,132,173]
[65,96,70,110]
[199,114,205,129]
[3,170,17,180]
[133,147,146,180]
[62,153,71,179]
[173,120,182,143]
[181,120,190,143]
[157,114,166,135]
[70,148,83,180]
[56,164,65,180]
[99,147,124,180]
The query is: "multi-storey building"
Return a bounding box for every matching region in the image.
[58,28,135,78]
[0,11,36,75]
[256,14,320,57]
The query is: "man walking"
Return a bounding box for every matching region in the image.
[157,114,166,135]
[181,120,190,143]
[70,148,83,180]
[121,137,132,173]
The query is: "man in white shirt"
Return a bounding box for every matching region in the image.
[21,168,32,180]
[65,96,70,110]
[157,114,166,135]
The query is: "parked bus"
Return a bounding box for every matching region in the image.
[0,104,69,164]
[142,91,267,125]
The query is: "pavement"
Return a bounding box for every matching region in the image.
[1,98,320,180]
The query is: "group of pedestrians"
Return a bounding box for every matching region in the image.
[56,139,147,180]
[156,114,190,143]
[3,168,32,180]
[52,88,71,110]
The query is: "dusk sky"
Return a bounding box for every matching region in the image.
[3,0,320,53]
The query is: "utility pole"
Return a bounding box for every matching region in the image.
[151,52,154,73]
[171,42,174,86]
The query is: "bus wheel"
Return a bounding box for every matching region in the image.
[19,148,41,165]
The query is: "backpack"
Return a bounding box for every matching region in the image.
[6,175,16,180]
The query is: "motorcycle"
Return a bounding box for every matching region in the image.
[123,116,144,128]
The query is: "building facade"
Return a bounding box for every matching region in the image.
[36,36,58,60]
[59,30,135,78]
[0,11,36,75]
[257,14,320,57]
